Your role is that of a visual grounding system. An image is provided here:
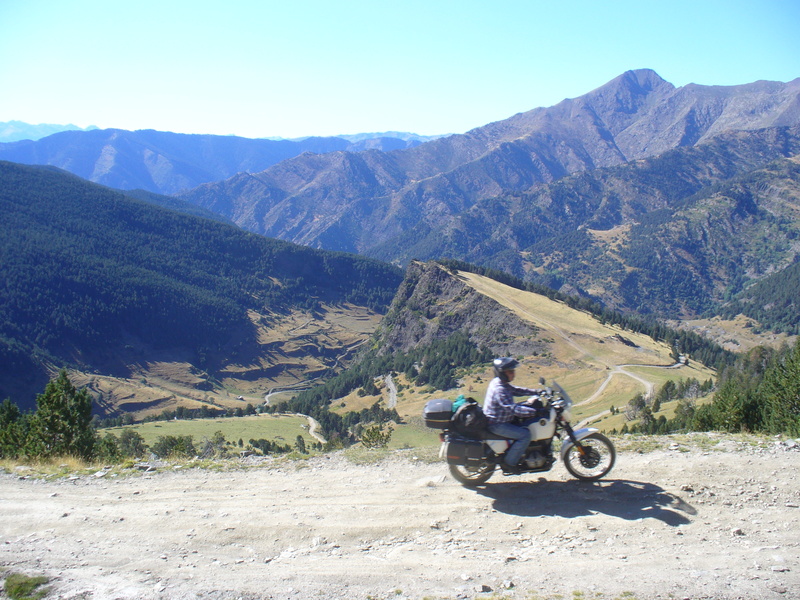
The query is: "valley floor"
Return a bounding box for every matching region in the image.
[2,435,799,600]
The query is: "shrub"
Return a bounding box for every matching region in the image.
[151,435,196,458]
[360,424,394,448]
[118,429,147,458]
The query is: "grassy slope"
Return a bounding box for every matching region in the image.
[345,271,718,444]
[72,303,382,420]
[460,272,717,429]
[105,414,316,449]
[107,270,721,451]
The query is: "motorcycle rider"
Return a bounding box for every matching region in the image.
[483,357,543,474]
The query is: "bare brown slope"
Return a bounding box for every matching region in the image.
[179,71,800,254]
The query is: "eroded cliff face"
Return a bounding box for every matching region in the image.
[375,261,544,357]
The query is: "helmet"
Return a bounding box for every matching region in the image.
[493,357,518,381]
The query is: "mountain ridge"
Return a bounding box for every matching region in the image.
[0,129,433,195]
[177,70,800,258]
[365,126,800,322]
[0,120,98,143]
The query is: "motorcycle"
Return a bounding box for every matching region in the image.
[423,379,616,486]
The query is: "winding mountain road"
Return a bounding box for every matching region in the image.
[460,272,687,418]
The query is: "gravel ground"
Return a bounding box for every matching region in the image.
[1,434,799,600]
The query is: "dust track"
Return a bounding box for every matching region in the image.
[2,436,800,600]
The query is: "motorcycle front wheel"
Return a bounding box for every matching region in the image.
[448,462,495,486]
[563,432,616,481]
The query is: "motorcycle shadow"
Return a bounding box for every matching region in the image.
[475,478,696,526]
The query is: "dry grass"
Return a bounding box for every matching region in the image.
[105,413,315,448]
[67,303,382,421]
[330,271,719,438]
[1,455,102,478]
[667,313,797,353]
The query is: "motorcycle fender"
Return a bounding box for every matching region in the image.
[559,427,599,460]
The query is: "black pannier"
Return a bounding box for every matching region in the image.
[423,398,453,429]
[451,398,488,437]
[444,434,484,466]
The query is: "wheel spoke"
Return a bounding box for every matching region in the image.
[449,462,495,486]
[564,434,615,481]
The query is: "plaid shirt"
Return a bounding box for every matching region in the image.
[483,377,540,424]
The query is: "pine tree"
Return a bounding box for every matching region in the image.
[25,370,95,460]
[0,398,27,459]
[761,340,800,435]
[709,346,772,432]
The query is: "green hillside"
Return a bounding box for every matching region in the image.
[0,161,403,409]
[717,259,800,335]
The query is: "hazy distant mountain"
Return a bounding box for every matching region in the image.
[0,129,434,194]
[332,132,448,150]
[334,132,445,142]
[178,70,800,254]
[0,120,98,142]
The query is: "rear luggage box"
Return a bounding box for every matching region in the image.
[423,399,453,429]
[444,435,484,466]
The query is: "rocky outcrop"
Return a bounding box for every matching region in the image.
[375,261,544,358]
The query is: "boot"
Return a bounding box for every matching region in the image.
[501,463,523,475]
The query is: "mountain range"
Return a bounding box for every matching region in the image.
[0,128,441,195]
[0,120,98,143]
[3,68,800,411]
[171,70,800,323]
[174,69,800,256]
[376,127,800,320]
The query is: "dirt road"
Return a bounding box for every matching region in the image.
[2,435,799,600]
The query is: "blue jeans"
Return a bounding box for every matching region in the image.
[488,420,534,466]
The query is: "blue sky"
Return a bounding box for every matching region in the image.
[1,0,798,139]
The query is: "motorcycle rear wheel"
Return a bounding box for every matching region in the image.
[563,432,615,481]
[448,462,495,486]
